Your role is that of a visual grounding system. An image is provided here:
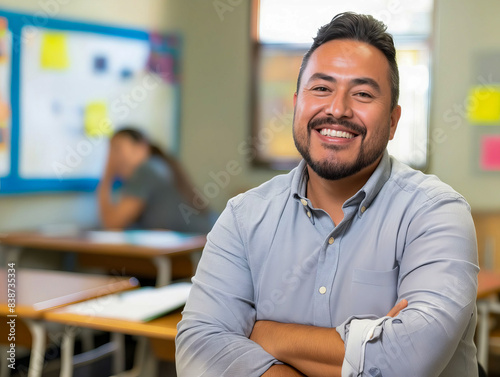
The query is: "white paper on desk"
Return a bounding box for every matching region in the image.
[86,231,127,244]
[59,282,192,322]
[86,230,196,248]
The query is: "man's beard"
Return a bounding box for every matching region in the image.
[293,116,389,181]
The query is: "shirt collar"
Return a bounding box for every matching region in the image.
[292,150,392,217]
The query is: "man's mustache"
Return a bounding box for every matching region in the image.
[308,117,366,137]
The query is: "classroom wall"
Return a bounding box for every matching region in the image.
[0,0,499,231]
[428,0,500,211]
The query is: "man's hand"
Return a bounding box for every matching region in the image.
[103,147,119,181]
[387,298,408,317]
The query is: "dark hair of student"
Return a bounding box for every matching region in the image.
[113,128,200,210]
[297,12,400,110]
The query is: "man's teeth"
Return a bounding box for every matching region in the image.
[319,129,355,139]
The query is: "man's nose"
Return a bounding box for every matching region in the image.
[325,91,353,119]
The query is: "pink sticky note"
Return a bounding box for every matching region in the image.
[480,135,500,171]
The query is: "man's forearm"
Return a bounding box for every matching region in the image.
[251,321,344,377]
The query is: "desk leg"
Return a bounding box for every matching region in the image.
[60,326,76,377]
[190,251,202,276]
[0,346,10,377]
[153,256,172,287]
[110,337,157,377]
[477,300,490,372]
[111,333,126,374]
[0,245,22,267]
[24,319,46,377]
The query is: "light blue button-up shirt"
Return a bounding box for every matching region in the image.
[176,151,479,377]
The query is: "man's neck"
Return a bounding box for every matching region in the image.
[306,156,382,225]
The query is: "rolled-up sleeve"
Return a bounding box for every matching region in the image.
[175,199,277,377]
[337,195,479,377]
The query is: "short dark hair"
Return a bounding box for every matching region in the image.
[297,12,399,110]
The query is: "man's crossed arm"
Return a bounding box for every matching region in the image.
[251,300,409,377]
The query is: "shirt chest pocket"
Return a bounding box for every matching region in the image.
[349,266,399,317]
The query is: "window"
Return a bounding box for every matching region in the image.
[251,0,433,170]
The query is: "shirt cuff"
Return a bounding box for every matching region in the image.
[336,316,389,377]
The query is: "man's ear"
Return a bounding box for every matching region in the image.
[293,92,298,108]
[389,105,401,140]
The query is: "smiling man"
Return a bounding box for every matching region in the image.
[176,12,479,377]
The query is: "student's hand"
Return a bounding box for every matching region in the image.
[103,148,119,180]
[386,299,408,317]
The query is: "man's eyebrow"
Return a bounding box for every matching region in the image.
[307,73,336,84]
[351,77,381,94]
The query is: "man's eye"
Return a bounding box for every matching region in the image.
[356,92,373,98]
[311,86,330,92]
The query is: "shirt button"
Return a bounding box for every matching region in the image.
[361,206,367,213]
[328,237,334,245]
[300,199,308,206]
[319,286,327,294]
[306,211,312,218]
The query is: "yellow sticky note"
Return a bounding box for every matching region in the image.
[467,86,500,124]
[84,102,112,137]
[40,32,69,70]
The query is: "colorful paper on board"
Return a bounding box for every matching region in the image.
[84,102,112,137]
[93,55,108,73]
[480,135,500,171]
[467,86,500,124]
[0,17,7,36]
[41,33,70,70]
[0,17,8,64]
[0,99,9,125]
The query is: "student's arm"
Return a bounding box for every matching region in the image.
[251,300,407,377]
[175,200,278,377]
[253,196,478,377]
[98,155,144,229]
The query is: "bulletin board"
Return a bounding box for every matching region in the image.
[0,9,181,194]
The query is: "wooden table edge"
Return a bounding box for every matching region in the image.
[43,311,181,340]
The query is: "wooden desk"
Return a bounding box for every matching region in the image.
[44,310,181,340]
[45,309,182,376]
[478,270,500,299]
[0,268,138,377]
[0,268,138,318]
[477,270,500,372]
[0,230,207,286]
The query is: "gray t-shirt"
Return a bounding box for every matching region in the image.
[121,156,213,233]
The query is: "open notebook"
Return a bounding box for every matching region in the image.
[57,282,192,322]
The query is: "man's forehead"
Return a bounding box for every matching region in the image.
[303,39,389,81]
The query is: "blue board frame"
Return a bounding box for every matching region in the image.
[0,9,181,195]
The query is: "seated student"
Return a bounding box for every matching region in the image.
[98,128,212,233]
